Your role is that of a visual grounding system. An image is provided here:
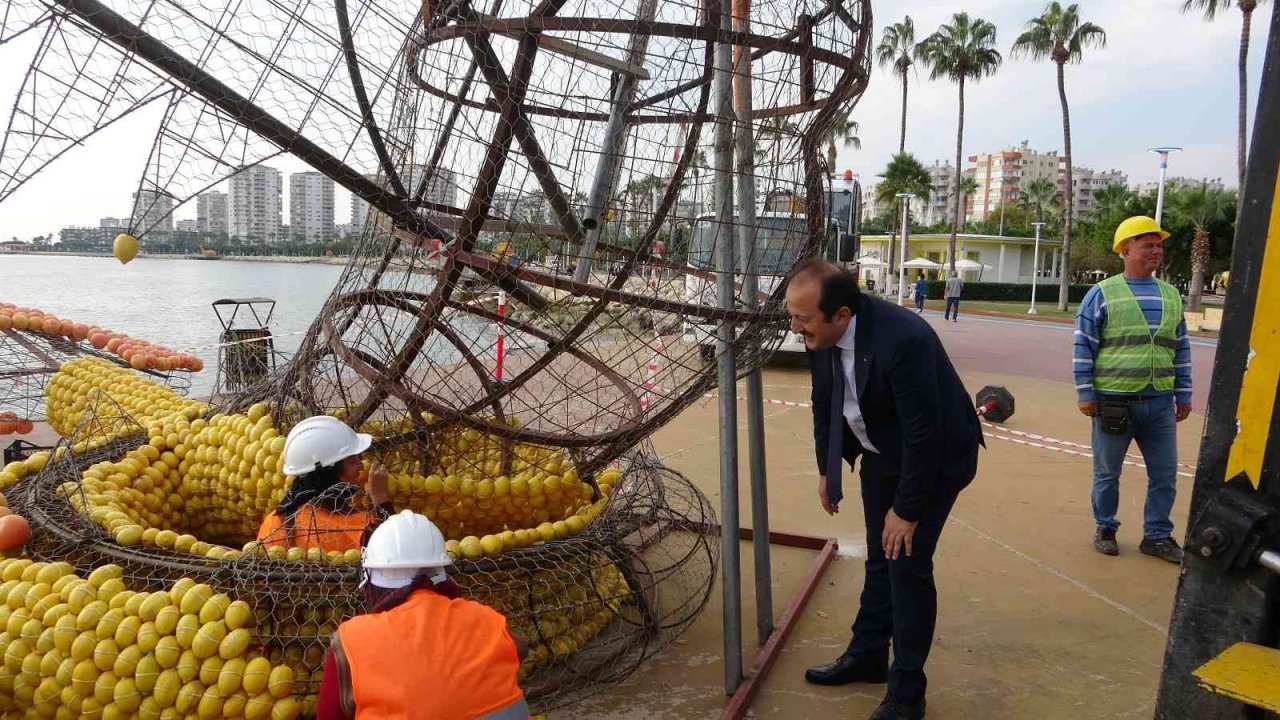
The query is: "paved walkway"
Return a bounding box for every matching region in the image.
[580,311,1209,719]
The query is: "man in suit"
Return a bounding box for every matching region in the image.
[786,260,982,720]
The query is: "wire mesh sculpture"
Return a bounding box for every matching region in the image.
[0,0,872,711]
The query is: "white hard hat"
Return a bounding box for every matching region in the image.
[281,415,373,476]
[363,510,453,571]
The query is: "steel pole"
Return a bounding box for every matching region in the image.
[897,198,910,305]
[713,0,742,694]
[1028,222,1043,315]
[1155,154,1170,227]
[731,0,772,648]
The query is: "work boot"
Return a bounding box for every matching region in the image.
[869,696,926,720]
[1140,537,1184,564]
[1094,527,1118,556]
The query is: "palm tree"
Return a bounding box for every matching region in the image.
[1171,184,1234,312]
[876,17,917,154]
[1181,0,1267,191]
[875,153,933,272]
[1012,2,1106,311]
[957,176,979,230]
[917,13,1002,274]
[1090,183,1132,218]
[1017,177,1064,224]
[820,116,860,171]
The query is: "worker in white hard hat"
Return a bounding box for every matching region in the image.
[257,415,393,553]
[316,510,531,720]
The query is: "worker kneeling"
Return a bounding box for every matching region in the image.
[317,510,530,720]
[258,415,392,553]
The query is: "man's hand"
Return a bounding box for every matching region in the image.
[1176,403,1192,422]
[882,508,918,560]
[817,476,838,515]
[366,460,390,506]
[1078,400,1098,417]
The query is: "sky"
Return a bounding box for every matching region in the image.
[0,0,1272,241]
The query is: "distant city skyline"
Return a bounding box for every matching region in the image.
[0,0,1270,240]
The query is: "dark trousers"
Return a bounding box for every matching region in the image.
[944,297,960,319]
[845,452,957,702]
[914,293,926,311]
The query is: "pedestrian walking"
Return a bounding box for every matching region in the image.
[943,273,963,322]
[913,275,927,313]
[1074,216,1192,563]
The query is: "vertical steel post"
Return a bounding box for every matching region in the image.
[732,0,772,647]
[1155,9,1280,718]
[714,0,743,695]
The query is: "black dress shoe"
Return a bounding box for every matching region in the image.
[803,653,889,686]
[869,696,926,720]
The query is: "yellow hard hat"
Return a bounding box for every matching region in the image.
[1112,216,1170,254]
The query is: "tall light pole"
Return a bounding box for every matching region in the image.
[1149,147,1182,226]
[895,192,915,306]
[1028,221,1045,315]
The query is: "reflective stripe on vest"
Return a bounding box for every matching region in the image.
[337,589,526,720]
[256,506,367,553]
[1094,275,1181,393]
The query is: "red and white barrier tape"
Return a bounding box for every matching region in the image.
[702,392,1197,479]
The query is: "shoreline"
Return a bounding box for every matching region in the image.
[0,250,348,265]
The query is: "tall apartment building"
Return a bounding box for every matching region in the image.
[1136,176,1227,196]
[196,191,229,237]
[967,141,1060,223]
[99,217,123,228]
[229,166,283,244]
[129,190,175,237]
[1060,166,1127,217]
[921,161,955,226]
[289,171,335,243]
[349,167,459,234]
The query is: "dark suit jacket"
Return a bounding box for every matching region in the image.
[810,295,983,521]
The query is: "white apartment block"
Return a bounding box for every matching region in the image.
[922,161,955,226]
[289,171,335,244]
[175,219,198,232]
[349,167,459,236]
[99,217,123,228]
[1136,176,1227,196]
[129,190,175,237]
[1060,166,1127,218]
[229,166,283,244]
[967,141,1060,223]
[196,191,229,237]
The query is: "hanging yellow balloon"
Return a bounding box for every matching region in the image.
[113,233,139,265]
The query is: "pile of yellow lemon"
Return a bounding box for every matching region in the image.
[38,361,621,564]
[0,559,305,719]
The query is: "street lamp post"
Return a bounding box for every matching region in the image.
[1148,147,1182,226]
[895,192,915,306]
[1028,221,1045,315]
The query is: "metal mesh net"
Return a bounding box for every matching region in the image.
[0,0,872,713]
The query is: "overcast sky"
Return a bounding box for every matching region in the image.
[0,0,1272,240]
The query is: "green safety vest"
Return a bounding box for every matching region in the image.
[1094,275,1182,393]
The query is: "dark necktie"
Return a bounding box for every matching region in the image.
[826,347,845,506]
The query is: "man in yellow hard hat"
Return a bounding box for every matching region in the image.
[1073,216,1192,563]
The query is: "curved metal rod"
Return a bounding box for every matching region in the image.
[335,0,406,198]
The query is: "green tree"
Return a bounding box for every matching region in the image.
[1012,1,1106,310]
[1017,177,1064,224]
[876,16,917,154]
[821,116,861,171]
[918,12,1003,273]
[1182,0,1268,191]
[875,153,933,271]
[1170,184,1234,311]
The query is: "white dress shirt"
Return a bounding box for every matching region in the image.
[836,317,879,454]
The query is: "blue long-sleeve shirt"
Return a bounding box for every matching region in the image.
[1073,276,1193,405]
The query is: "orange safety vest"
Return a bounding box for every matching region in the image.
[256,505,368,553]
[335,589,528,720]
